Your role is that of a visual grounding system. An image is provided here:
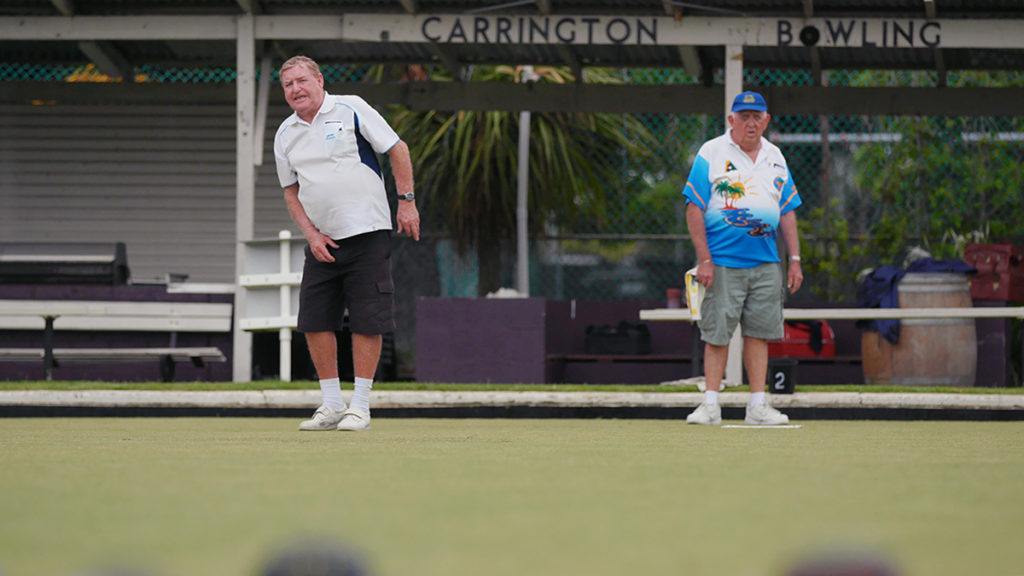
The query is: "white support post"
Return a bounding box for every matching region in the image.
[253,55,272,166]
[278,230,293,382]
[723,43,744,387]
[724,44,744,125]
[516,108,531,296]
[725,326,744,387]
[233,13,256,382]
[515,65,538,296]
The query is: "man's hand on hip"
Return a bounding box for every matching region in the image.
[308,232,339,263]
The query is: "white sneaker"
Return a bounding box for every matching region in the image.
[686,402,722,425]
[337,409,371,431]
[299,405,346,431]
[745,402,790,425]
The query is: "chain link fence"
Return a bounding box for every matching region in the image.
[514,68,1024,307]
[4,61,1023,373]
[523,106,1024,305]
[0,62,371,83]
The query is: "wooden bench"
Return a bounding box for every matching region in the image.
[640,307,1024,322]
[640,306,1024,385]
[547,353,691,364]
[0,299,233,381]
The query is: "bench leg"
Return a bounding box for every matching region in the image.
[690,323,702,378]
[159,355,176,382]
[43,316,56,381]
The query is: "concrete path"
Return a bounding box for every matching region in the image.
[1,389,1022,420]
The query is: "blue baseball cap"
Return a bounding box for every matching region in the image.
[732,91,768,112]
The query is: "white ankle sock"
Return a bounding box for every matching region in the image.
[749,391,766,406]
[704,390,719,405]
[350,377,373,414]
[319,378,346,411]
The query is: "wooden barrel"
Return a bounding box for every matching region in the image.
[861,272,977,386]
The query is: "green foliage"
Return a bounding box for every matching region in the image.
[799,199,870,302]
[851,115,1024,268]
[385,65,657,255]
[622,175,687,235]
[560,239,640,264]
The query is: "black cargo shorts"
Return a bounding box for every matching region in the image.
[297,230,396,335]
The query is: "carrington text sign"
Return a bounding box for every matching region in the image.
[338,14,1021,49]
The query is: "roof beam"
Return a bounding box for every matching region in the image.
[3,15,1023,49]
[664,0,704,82]
[9,81,1023,117]
[557,44,584,82]
[535,0,574,79]
[48,1,135,81]
[809,47,822,84]
[802,0,814,20]
[77,40,135,80]
[677,46,702,83]
[48,0,74,16]
[802,0,822,83]
[236,0,263,15]
[934,46,947,87]
[0,16,240,39]
[923,0,946,86]
[429,43,464,81]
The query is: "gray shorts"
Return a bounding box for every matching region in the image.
[697,262,785,346]
[297,230,396,335]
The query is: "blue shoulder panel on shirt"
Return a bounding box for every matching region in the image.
[683,155,711,209]
[351,113,383,179]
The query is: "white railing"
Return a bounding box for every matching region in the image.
[240,231,302,381]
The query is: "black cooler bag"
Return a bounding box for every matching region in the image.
[583,321,652,355]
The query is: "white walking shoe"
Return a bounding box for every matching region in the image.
[686,402,722,425]
[298,405,346,431]
[745,401,790,425]
[337,409,371,431]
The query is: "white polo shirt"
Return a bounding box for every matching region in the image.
[682,132,802,268]
[274,93,400,240]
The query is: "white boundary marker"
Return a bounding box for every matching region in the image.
[722,424,804,429]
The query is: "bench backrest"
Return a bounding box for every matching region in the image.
[0,300,233,332]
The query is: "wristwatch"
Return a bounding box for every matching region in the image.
[398,192,415,201]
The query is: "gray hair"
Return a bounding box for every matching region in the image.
[280,55,321,78]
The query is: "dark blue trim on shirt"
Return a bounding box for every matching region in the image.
[352,113,383,179]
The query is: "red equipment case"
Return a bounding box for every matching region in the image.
[768,320,836,357]
[963,243,1024,302]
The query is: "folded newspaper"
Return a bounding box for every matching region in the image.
[684,266,705,320]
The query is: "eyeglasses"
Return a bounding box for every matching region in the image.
[734,113,766,124]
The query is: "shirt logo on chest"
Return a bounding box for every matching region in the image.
[713,176,756,210]
[324,120,345,142]
[713,175,773,238]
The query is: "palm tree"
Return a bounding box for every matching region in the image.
[381,65,656,296]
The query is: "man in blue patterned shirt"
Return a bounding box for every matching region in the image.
[682,91,804,426]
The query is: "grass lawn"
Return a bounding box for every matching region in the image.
[1,418,1022,576]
